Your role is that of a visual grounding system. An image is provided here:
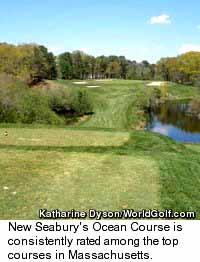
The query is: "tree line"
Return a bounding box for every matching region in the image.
[156,52,200,86]
[0,43,155,84]
[57,51,155,80]
[1,42,200,86]
[0,43,56,85]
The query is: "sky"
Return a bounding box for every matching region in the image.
[1,0,200,62]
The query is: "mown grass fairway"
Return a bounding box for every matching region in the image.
[0,80,199,219]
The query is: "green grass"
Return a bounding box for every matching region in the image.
[167,82,200,99]
[51,79,152,130]
[0,80,199,219]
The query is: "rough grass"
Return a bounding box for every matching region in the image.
[50,79,152,130]
[0,80,199,219]
[167,82,200,99]
[0,129,160,219]
[0,128,129,147]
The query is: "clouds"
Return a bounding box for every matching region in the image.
[149,14,171,24]
[179,44,200,53]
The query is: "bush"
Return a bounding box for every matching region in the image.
[45,87,71,113]
[0,82,63,124]
[0,83,23,123]
[186,99,200,115]
[0,90,18,122]
[19,90,63,124]
[0,80,93,124]
[69,88,93,115]
[153,87,162,99]
[45,86,93,115]
[0,73,15,87]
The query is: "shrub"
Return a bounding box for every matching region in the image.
[69,88,93,115]
[153,87,162,99]
[0,73,15,87]
[186,99,200,115]
[0,82,63,124]
[45,87,71,113]
[0,83,23,122]
[45,86,93,115]
[19,90,63,124]
[0,79,93,124]
[0,89,18,122]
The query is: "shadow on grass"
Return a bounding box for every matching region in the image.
[0,131,187,156]
[0,144,125,155]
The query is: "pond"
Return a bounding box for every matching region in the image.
[146,100,200,142]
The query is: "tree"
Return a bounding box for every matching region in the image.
[58,52,73,79]
[0,43,57,84]
[119,56,128,79]
[156,52,200,85]
[71,51,84,79]
[56,50,155,80]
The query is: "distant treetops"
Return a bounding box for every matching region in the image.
[0,43,57,85]
[1,42,200,86]
[156,52,200,86]
[57,51,155,80]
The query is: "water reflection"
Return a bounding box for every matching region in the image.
[147,100,200,142]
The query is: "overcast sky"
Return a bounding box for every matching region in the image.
[1,0,200,62]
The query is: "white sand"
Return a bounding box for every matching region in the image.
[73,81,87,84]
[86,85,100,88]
[147,81,165,86]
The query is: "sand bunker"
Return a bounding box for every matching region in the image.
[73,81,87,84]
[147,81,164,86]
[86,85,100,88]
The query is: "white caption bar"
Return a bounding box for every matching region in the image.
[0,220,199,261]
